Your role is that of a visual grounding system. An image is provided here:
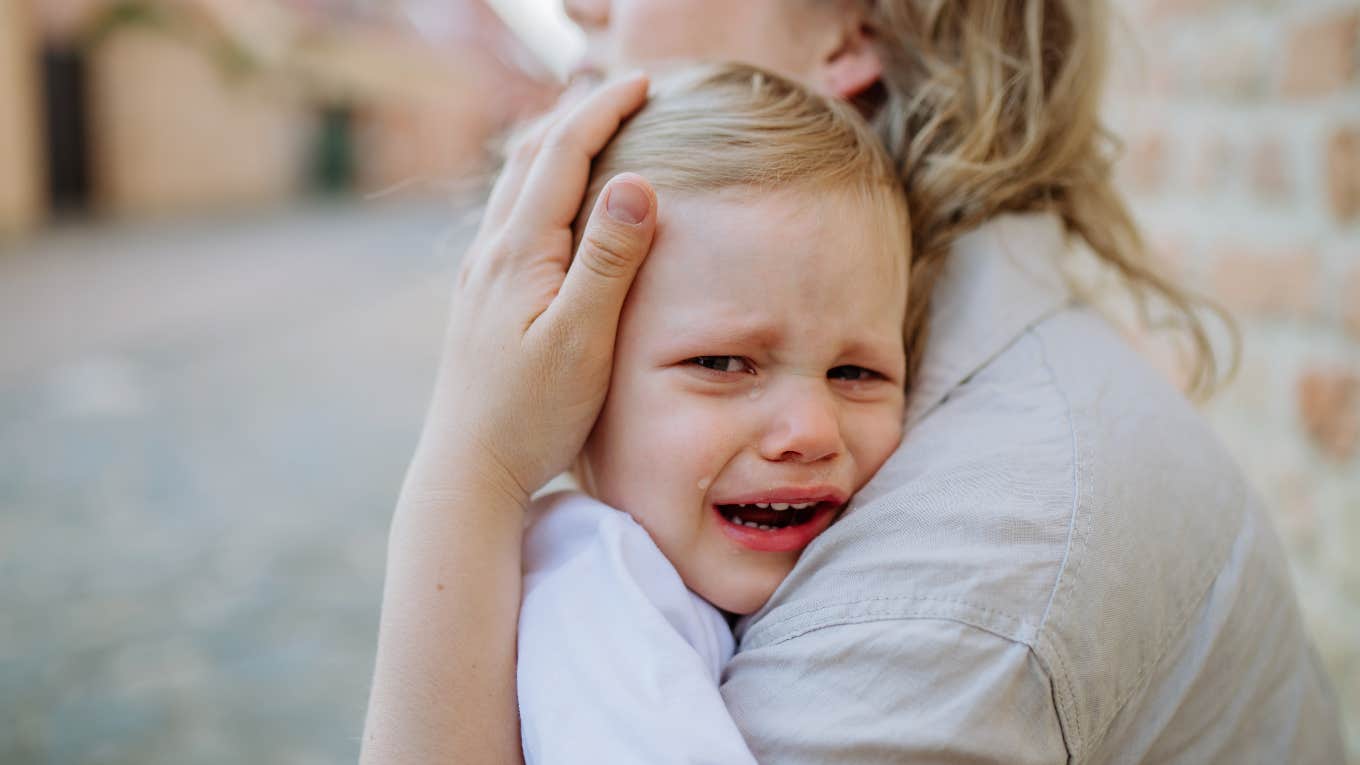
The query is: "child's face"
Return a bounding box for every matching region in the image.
[582,186,908,614]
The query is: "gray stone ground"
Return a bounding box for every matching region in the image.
[0,200,470,764]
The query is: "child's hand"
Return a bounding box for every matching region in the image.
[417,73,658,509]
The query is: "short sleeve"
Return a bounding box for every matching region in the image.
[720,617,1068,764]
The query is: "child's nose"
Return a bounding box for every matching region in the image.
[756,383,843,464]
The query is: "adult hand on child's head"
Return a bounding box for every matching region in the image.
[421,73,657,508]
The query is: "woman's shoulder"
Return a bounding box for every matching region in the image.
[764,304,1248,630]
[739,305,1318,759]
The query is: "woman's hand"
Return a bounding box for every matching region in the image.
[361,73,656,765]
[414,72,658,508]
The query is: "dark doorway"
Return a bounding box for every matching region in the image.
[42,47,91,213]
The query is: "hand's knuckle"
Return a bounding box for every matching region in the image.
[579,234,632,279]
[490,231,530,264]
[506,116,549,155]
[541,128,582,158]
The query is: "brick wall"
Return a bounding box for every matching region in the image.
[1109,0,1359,752]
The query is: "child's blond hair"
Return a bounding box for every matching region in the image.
[576,63,911,297]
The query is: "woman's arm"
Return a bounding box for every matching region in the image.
[360,73,658,765]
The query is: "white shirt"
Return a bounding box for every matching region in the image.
[719,213,1345,763]
[517,491,757,764]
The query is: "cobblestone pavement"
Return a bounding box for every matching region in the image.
[1,200,469,764]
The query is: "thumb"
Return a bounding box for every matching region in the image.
[546,173,657,336]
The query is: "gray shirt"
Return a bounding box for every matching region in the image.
[721,213,1344,764]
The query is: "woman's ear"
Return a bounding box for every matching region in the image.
[817,21,882,100]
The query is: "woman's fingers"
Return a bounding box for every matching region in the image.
[482,112,554,230]
[506,73,650,248]
[462,104,564,288]
[482,74,597,229]
[537,173,657,347]
[464,73,646,289]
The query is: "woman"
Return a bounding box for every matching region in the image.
[361,2,1343,762]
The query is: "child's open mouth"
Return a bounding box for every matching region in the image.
[716,501,825,529]
[712,498,843,553]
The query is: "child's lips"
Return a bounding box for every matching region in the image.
[712,485,849,507]
[712,499,842,554]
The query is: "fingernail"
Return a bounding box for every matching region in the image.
[606,180,649,225]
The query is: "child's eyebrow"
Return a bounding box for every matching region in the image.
[664,319,783,349]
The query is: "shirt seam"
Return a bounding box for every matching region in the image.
[1033,327,1080,635]
[1030,326,1086,756]
[743,612,1070,761]
[750,594,1037,649]
[1025,316,1253,760]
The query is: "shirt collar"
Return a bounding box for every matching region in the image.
[905,212,1075,427]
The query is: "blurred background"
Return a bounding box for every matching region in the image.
[0,0,1356,761]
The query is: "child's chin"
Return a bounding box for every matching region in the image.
[702,579,781,617]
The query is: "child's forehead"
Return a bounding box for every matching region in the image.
[647,186,907,285]
[627,187,909,338]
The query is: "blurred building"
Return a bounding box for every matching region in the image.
[0,0,558,231]
[0,2,44,233]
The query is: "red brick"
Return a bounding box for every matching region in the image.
[1251,137,1291,200]
[1281,10,1359,98]
[1344,268,1360,340]
[1297,368,1360,461]
[1209,245,1321,319]
[1326,126,1360,222]
[1201,39,1267,100]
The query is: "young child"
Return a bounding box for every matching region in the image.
[516,64,910,763]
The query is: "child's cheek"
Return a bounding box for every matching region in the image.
[845,403,905,482]
[628,379,749,487]
[641,392,745,480]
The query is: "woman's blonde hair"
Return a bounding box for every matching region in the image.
[856,0,1235,398]
[578,63,910,273]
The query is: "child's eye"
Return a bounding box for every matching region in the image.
[689,356,754,374]
[827,365,883,382]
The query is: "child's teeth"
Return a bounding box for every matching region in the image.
[791,502,814,510]
[771,503,789,511]
[757,524,772,530]
[755,502,769,509]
